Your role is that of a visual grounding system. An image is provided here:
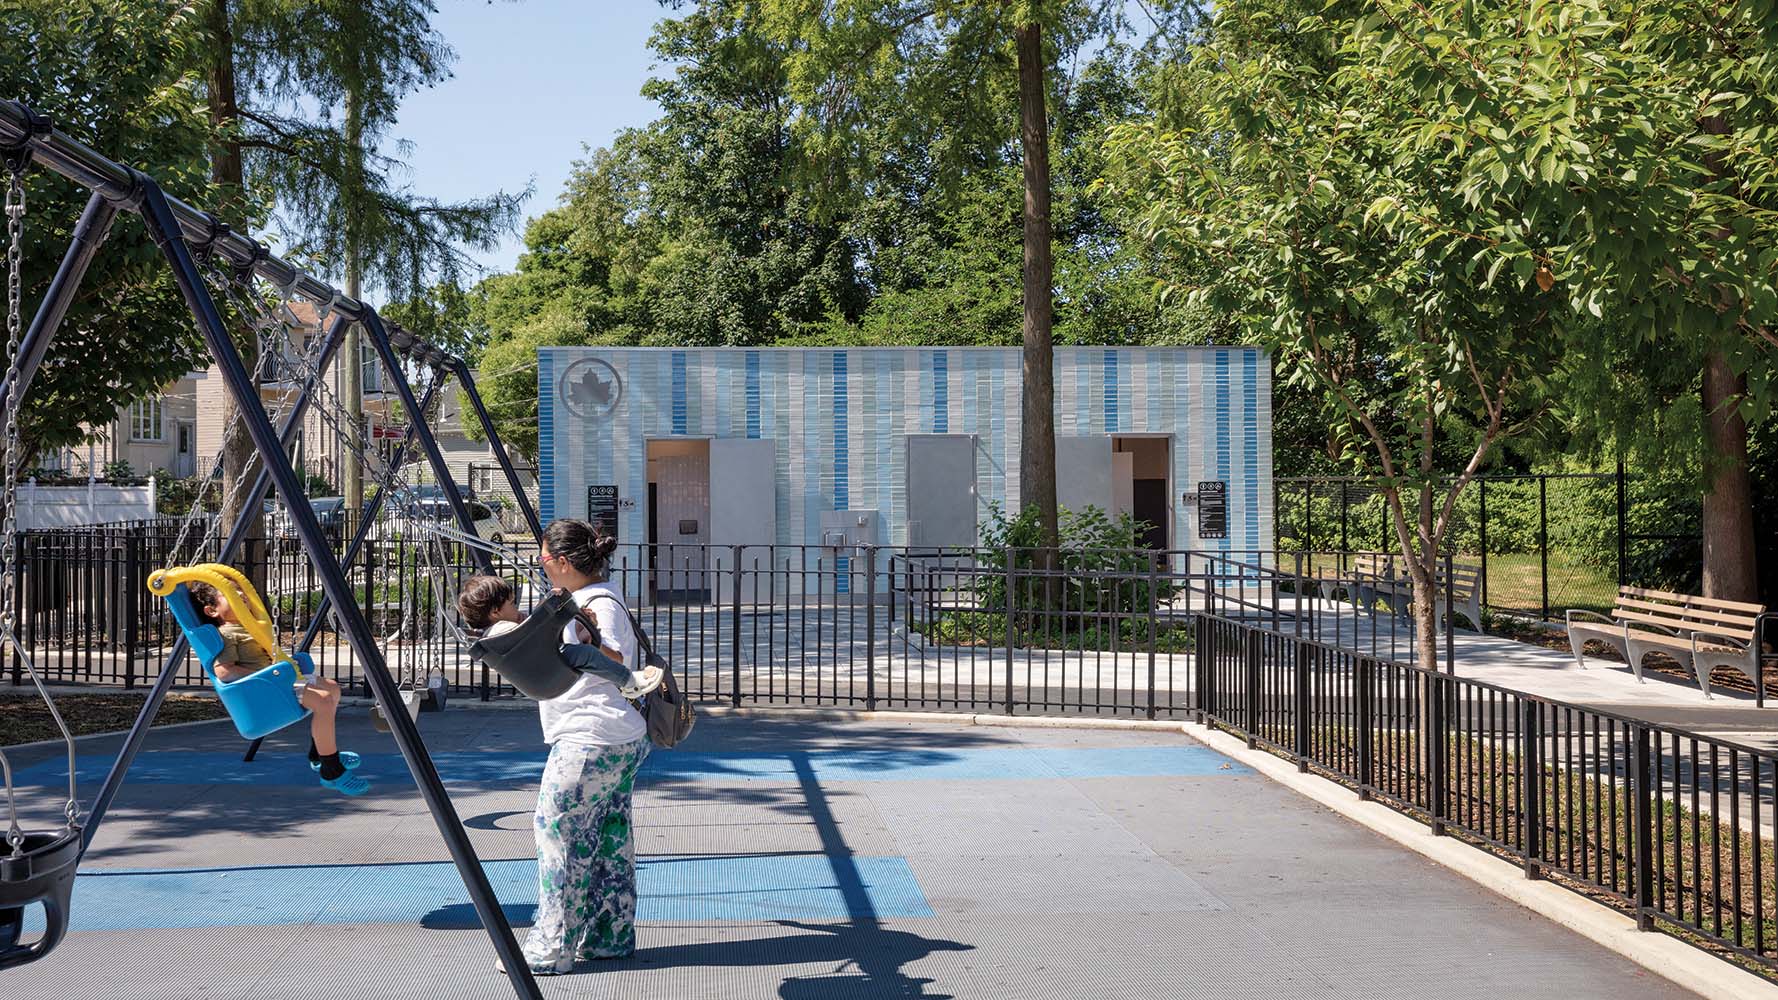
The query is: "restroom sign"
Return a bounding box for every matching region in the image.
[586,485,620,539]
[1197,480,1227,539]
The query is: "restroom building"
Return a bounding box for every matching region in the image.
[537,346,1272,596]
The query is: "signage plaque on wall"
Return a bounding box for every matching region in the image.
[1197,480,1228,539]
[586,485,620,539]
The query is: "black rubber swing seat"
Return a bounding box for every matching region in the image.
[468,590,588,700]
[0,827,81,971]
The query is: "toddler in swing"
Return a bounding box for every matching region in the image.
[188,580,371,796]
[456,575,661,699]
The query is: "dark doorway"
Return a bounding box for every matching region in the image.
[1132,479,1169,551]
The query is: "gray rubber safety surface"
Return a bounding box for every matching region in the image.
[0,706,1703,999]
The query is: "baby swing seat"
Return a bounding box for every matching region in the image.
[149,565,314,741]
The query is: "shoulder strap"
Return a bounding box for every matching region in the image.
[584,592,657,659]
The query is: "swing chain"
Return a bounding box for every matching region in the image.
[2,167,23,852]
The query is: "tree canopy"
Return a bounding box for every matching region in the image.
[469,0,1204,456]
[0,0,217,464]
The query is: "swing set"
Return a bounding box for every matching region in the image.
[0,98,549,999]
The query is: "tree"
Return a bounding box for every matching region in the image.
[758,0,1140,553]
[1335,2,1778,604]
[1101,0,1571,668]
[204,0,526,517]
[0,0,217,466]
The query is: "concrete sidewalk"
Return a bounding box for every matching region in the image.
[0,706,1706,1000]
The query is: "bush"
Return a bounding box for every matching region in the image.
[102,458,134,481]
[959,502,1180,649]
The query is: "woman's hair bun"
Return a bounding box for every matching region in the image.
[591,533,618,559]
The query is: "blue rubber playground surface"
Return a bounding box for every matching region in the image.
[1,704,1700,1000]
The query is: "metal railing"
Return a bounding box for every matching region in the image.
[13,514,1778,976]
[1196,611,1778,975]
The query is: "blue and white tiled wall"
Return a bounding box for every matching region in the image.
[537,347,1273,553]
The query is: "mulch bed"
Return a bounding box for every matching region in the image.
[1487,616,1778,697]
[1,692,231,746]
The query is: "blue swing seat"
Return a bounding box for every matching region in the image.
[161,582,314,741]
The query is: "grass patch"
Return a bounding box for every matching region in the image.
[1,691,230,746]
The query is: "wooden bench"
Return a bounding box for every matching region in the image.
[1566,586,1768,701]
[1316,553,1483,631]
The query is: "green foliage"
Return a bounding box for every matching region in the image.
[467,2,1210,457]
[101,459,134,481]
[155,475,219,515]
[915,501,1189,652]
[0,0,216,462]
[225,0,526,301]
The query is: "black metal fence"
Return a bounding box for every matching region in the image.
[16,523,1767,700]
[1197,611,1778,976]
[1275,471,1702,620]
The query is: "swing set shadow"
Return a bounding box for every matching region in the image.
[0,98,548,999]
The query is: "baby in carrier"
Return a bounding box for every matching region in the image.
[456,575,661,699]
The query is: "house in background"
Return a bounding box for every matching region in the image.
[45,301,515,507]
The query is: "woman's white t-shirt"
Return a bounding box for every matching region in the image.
[537,581,646,747]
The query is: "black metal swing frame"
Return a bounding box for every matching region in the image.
[0,98,548,999]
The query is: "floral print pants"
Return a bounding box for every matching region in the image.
[523,738,648,971]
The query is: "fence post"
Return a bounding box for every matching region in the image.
[1145,550,1158,720]
[1294,640,1311,772]
[10,532,22,686]
[1357,656,1374,800]
[1478,478,1489,609]
[1339,481,1349,554]
[1194,613,1210,723]
[1004,547,1016,717]
[1632,723,1655,930]
[122,530,141,689]
[865,545,877,712]
[1427,672,1446,836]
[1245,628,1261,749]
[1538,475,1550,621]
[1616,460,1628,588]
[1520,699,1543,879]
[1293,550,1305,638]
[732,544,744,709]
[1443,550,1455,674]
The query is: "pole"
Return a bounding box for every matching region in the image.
[1616,461,1628,588]
[1478,477,1489,610]
[341,91,363,513]
[81,313,349,847]
[137,181,542,1000]
[453,360,542,544]
[361,311,492,574]
[1538,475,1550,621]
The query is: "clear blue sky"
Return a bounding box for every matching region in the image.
[392,1,668,277]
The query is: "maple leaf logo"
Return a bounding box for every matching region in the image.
[559,358,623,417]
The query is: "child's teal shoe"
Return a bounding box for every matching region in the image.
[319,771,371,796]
[309,751,361,772]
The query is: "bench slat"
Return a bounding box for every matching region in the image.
[1614,608,1754,641]
[1629,630,1750,654]
[1620,585,1764,615]
[1614,595,1761,630]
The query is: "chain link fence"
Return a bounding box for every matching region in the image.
[1275,471,1702,621]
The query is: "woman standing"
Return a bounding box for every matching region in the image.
[519,517,649,975]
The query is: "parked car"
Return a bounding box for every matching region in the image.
[263,495,347,540]
[408,498,505,545]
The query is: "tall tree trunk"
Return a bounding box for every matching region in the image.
[1701,350,1758,600]
[205,0,264,584]
[341,90,364,512]
[1015,21,1057,565]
